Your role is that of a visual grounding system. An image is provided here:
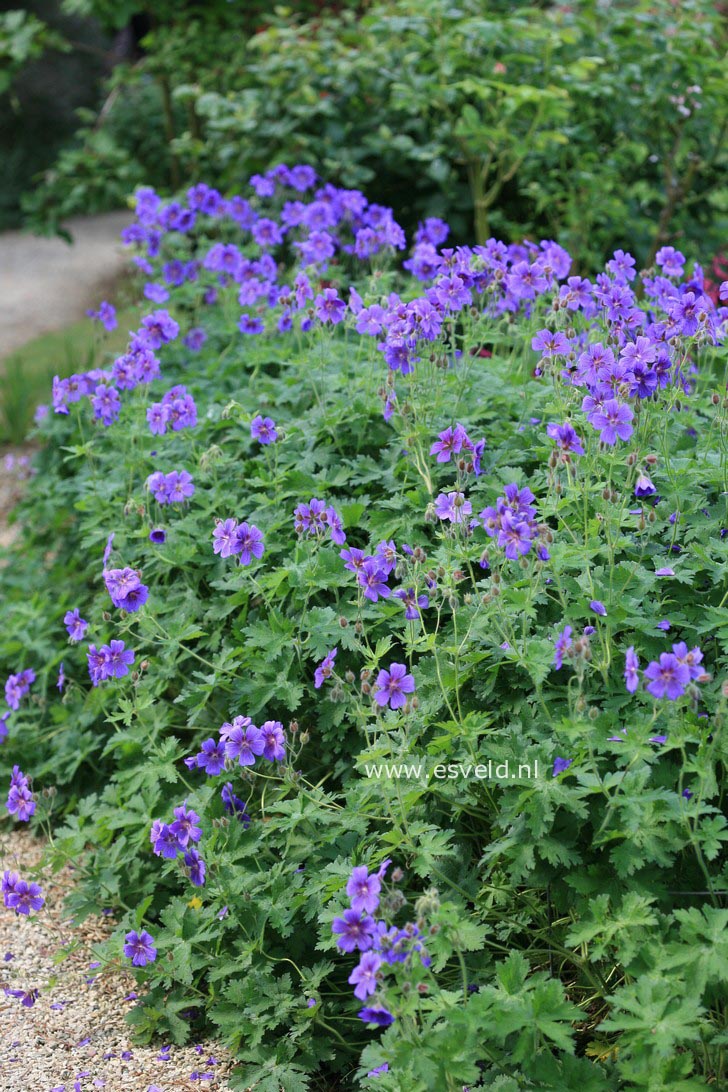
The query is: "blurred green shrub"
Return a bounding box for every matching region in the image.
[23,0,728,268]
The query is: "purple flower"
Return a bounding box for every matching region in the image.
[644,653,690,700]
[150,820,182,859]
[532,329,571,357]
[238,313,264,335]
[223,720,264,767]
[148,470,194,505]
[3,877,44,915]
[184,848,206,887]
[552,756,573,777]
[104,640,135,679]
[394,587,429,620]
[373,663,415,710]
[546,422,584,455]
[553,626,573,669]
[166,470,195,503]
[314,288,346,324]
[123,930,157,967]
[634,473,656,497]
[184,327,207,352]
[430,424,468,463]
[347,866,382,915]
[195,739,227,776]
[221,783,251,824]
[624,647,640,693]
[91,385,121,427]
[251,415,278,444]
[588,399,634,445]
[672,642,704,681]
[358,1005,394,1027]
[358,558,391,602]
[234,522,265,566]
[212,519,239,559]
[314,648,337,689]
[655,567,674,577]
[655,246,685,278]
[349,952,381,1000]
[88,301,117,331]
[149,528,167,544]
[64,608,88,643]
[590,600,607,617]
[6,769,35,821]
[260,720,286,762]
[139,310,179,349]
[434,491,472,523]
[332,908,375,952]
[497,511,532,559]
[326,506,346,545]
[170,805,202,848]
[0,712,9,744]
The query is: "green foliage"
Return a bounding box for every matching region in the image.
[0,9,69,96]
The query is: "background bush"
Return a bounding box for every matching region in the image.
[20,0,728,271]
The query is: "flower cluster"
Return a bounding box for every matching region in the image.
[212,519,265,565]
[146,469,195,505]
[188,715,286,777]
[146,384,197,435]
[430,422,485,475]
[151,804,206,886]
[87,640,135,686]
[294,498,346,546]
[6,765,35,822]
[625,642,706,701]
[104,567,149,613]
[2,871,44,916]
[332,860,430,1027]
[480,484,549,561]
[4,669,35,711]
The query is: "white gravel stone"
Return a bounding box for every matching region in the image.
[0,829,238,1091]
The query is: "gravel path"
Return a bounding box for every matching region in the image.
[0,829,236,1091]
[0,211,130,360]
